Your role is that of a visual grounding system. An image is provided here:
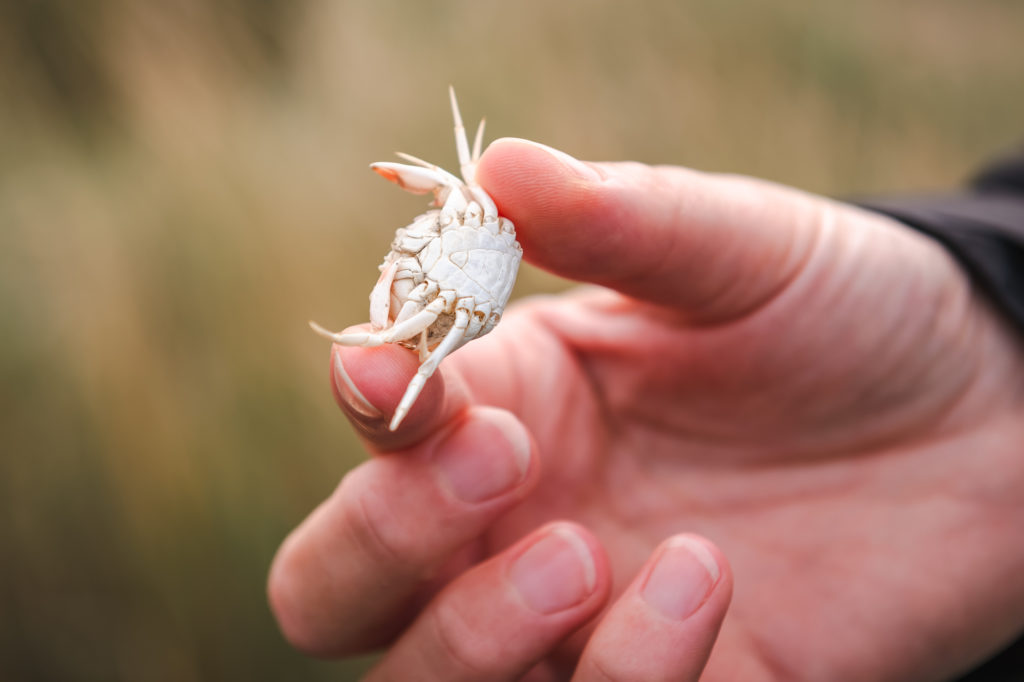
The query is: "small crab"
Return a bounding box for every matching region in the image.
[311,87,522,431]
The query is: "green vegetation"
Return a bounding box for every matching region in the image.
[1,1,1021,679]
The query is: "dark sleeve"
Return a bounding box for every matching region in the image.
[858,147,1024,681]
[953,632,1024,682]
[857,145,1024,333]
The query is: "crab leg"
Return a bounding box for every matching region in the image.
[389,305,471,431]
[309,297,445,347]
[447,87,498,216]
[448,86,475,183]
[368,259,398,329]
[471,117,486,163]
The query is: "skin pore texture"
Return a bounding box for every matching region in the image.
[269,138,1024,681]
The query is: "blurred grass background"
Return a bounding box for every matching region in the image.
[0,0,1021,679]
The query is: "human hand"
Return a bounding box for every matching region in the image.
[269,138,1024,681]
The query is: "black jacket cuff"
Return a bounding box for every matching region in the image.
[857,147,1024,334]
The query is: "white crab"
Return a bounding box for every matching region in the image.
[311,88,522,431]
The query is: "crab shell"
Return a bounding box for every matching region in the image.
[371,207,522,353]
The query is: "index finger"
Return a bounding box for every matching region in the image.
[331,340,472,452]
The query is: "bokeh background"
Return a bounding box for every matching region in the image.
[1,1,1021,680]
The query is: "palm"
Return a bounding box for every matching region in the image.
[449,200,1024,679]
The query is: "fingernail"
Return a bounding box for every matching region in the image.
[434,408,530,504]
[515,138,603,183]
[509,526,597,614]
[332,349,384,419]
[641,537,720,620]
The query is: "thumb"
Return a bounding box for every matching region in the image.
[476,137,827,322]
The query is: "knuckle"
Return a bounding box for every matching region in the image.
[266,552,334,656]
[266,558,297,632]
[341,473,424,568]
[425,600,496,677]
[588,657,626,682]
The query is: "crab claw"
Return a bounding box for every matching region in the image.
[371,161,462,192]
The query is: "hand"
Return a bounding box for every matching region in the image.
[269,139,1024,681]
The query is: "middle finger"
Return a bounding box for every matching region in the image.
[268,405,538,656]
